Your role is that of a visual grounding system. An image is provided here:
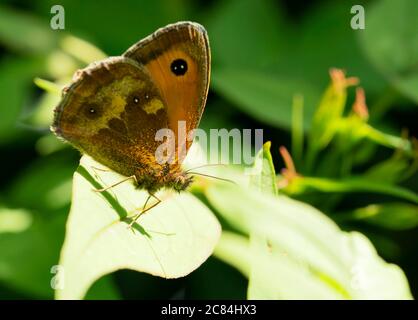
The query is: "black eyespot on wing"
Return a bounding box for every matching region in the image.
[126,90,156,114]
[170,59,188,76]
[84,103,102,119]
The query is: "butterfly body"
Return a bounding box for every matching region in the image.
[52,22,210,194]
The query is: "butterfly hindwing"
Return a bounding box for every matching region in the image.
[52,56,170,178]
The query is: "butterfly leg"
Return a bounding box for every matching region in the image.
[93,175,137,192]
[128,193,161,229]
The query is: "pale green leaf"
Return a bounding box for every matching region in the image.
[249,142,277,195]
[206,183,412,299]
[56,156,221,299]
[0,208,32,234]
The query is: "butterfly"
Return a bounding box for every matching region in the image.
[51,22,210,224]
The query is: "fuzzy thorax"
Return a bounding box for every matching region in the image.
[134,168,193,194]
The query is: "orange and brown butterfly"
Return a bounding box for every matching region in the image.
[51,22,210,222]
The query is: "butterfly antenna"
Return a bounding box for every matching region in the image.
[185,163,228,173]
[188,172,236,185]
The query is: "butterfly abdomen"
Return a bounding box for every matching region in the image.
[133,164,192,193]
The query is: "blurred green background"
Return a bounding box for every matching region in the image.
[0,0,417,299]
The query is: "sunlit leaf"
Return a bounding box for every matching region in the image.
[206,183,412,299]
[0,208,32,234]
[56,156,221,299]
[60,35,106,64]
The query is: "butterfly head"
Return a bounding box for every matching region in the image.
[168,171,194,192]
[135,166,193,194]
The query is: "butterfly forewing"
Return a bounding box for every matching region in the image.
[52,56,171,178]
[123,22,211,157]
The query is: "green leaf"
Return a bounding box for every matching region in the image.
[309,72,350,152]
[60,35,107,64]
[56,156,221,299]
[0,4,57,54]
[0,208,65,298]
[0,57,46,144]
[26,91,61,129]
[34,78,62,94]
[205,0,287,69]
[26,78,63,129]
[33,0,190,55]
[335,118,412,154]
[305,70,357,173]
[7,153,75,211]
[0,208,32,234]
[249,142,277,195]
[248,233,345,299]
[205,183,412,299]
[360,0,418,104]
[365,154,414,184]
[285,1,386,96]
[285,176,418,204]
[211,67,318,130]
[35,134,68,155]
[337,203,418,231]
